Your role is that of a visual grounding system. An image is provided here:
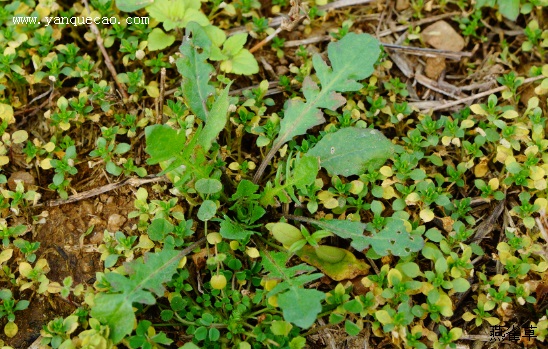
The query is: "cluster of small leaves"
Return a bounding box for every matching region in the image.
[2,0,548,348]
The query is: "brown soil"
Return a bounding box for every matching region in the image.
[2,188,136,348]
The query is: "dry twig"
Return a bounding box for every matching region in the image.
[81,0,129,100]
[412,75,545,112]
[415,73,467,99]
[46,175,167,207]
[377,11,460,37]
[158,67,167,124]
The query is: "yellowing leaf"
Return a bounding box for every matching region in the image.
[268,295,278,307]
[0,249,13,264]
[349,180,364,194]
[379,165,393,177]
[147,0,209,31]
[488,178,499,190]
[382,186,396,199]
[406,192,420,204]
[146,84,160,98]
[496,145,512,163]
[135,235,155,250]
[535,198,548,211]
[462,312,476,322]
[530,166,545,181]
[19,262,32,278]
[535,179,547,190]
[474,158,489,177]
[11,130,28,144]
[4,322,18,338]
[485,317,501,325]
[470,104,487,116]
[40,158,52,170]
[178,256,187,268]
[298,245,369,281]
[44,142,56,152]
[375,310,392,324]
[323,198,339,209]
[246,247,260,258]
[48,282,62,293]
[420,209,435,222]
[0,103,14,124]
[460,119,475,128]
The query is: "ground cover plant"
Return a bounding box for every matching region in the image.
[0,0,548,348]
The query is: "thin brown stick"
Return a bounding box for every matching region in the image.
[415,73,467,99]
[377,11,461,37]
[284,35,472,59]
[249,27,283,53]
[416,75,545,112]
[81,0,129,100]
[284,35,331,47]
[158,67,167,124]
[382,43,472,60]
[46,175,167,207]
[249,0,307,53]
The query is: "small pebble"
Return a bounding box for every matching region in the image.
[89,231,104,245]
[107,213,127,232]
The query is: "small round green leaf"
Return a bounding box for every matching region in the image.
[197,200,217,221]
[195,178,222,195]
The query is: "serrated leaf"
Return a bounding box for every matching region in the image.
[91,248,181,343]
[310,219,369,251]
[255,33,380,182]
[176,23,215,122]
[365,220,424,257]
[144,124,186,164]
[277,288,325,329]
[323,33,380,91]
[219,217,254,240]
[308,127,393,177]
[277,99,325,146]
[291,155,319,188]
